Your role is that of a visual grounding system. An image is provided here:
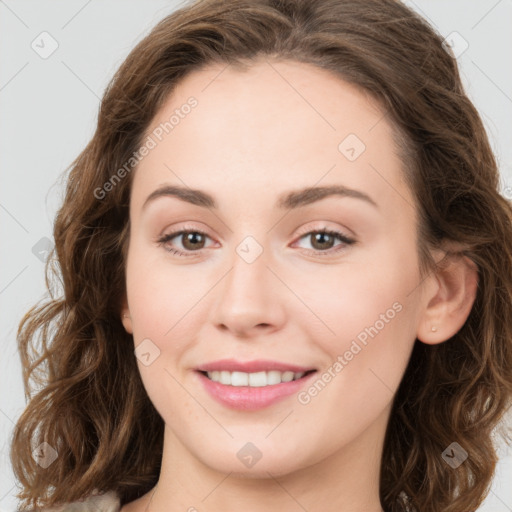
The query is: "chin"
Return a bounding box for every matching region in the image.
[201,449,311,479]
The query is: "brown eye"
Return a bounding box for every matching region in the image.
[295,229,356,255]
[180,232,206,250]
[309,232,337,251]
[157,229,213,256]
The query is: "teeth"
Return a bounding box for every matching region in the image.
[206,370,307,387]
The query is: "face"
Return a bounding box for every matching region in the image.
[121,58,430,477]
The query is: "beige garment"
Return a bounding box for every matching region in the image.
[36,490,121,512]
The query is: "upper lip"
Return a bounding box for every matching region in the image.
[196,359,316,373]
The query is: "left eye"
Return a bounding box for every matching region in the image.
[294,229,355,254]
[157,228,356,257]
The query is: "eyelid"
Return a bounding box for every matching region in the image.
[293,222,355,240]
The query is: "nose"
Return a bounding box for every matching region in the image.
[209,240,286,339]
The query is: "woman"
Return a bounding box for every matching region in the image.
[10,0,512,511]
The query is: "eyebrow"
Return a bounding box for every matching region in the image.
[142,184,378,211]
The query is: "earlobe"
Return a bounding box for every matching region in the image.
[417,251,478,345]
[121,304,133,334]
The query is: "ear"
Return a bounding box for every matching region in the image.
[120,297,133,334]
[417,244,479,345]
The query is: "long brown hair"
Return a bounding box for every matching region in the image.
[10,1,512,510]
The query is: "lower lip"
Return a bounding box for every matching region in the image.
[195,371,317,411]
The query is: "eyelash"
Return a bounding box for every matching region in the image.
[156,226,356,258]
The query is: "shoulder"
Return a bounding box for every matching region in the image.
[36,490,121,512]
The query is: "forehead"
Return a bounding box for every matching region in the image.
[132,58,415,217]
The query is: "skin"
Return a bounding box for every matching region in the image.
[119,58,478,512]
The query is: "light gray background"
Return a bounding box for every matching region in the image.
[1,1,511,510]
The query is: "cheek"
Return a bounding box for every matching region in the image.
[298,246,419,381]
[125,247,199,415]
[297,266,409,342]
[126,243,198,337]
[293,271,417,452]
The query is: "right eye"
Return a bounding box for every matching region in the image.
[157,229,214,257]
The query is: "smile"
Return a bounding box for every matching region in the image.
[195,369,318,410]
[201,369,316,387]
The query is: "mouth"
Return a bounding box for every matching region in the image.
[193,359,319,410]
[195,368,318,410]
[197,369,317,387]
